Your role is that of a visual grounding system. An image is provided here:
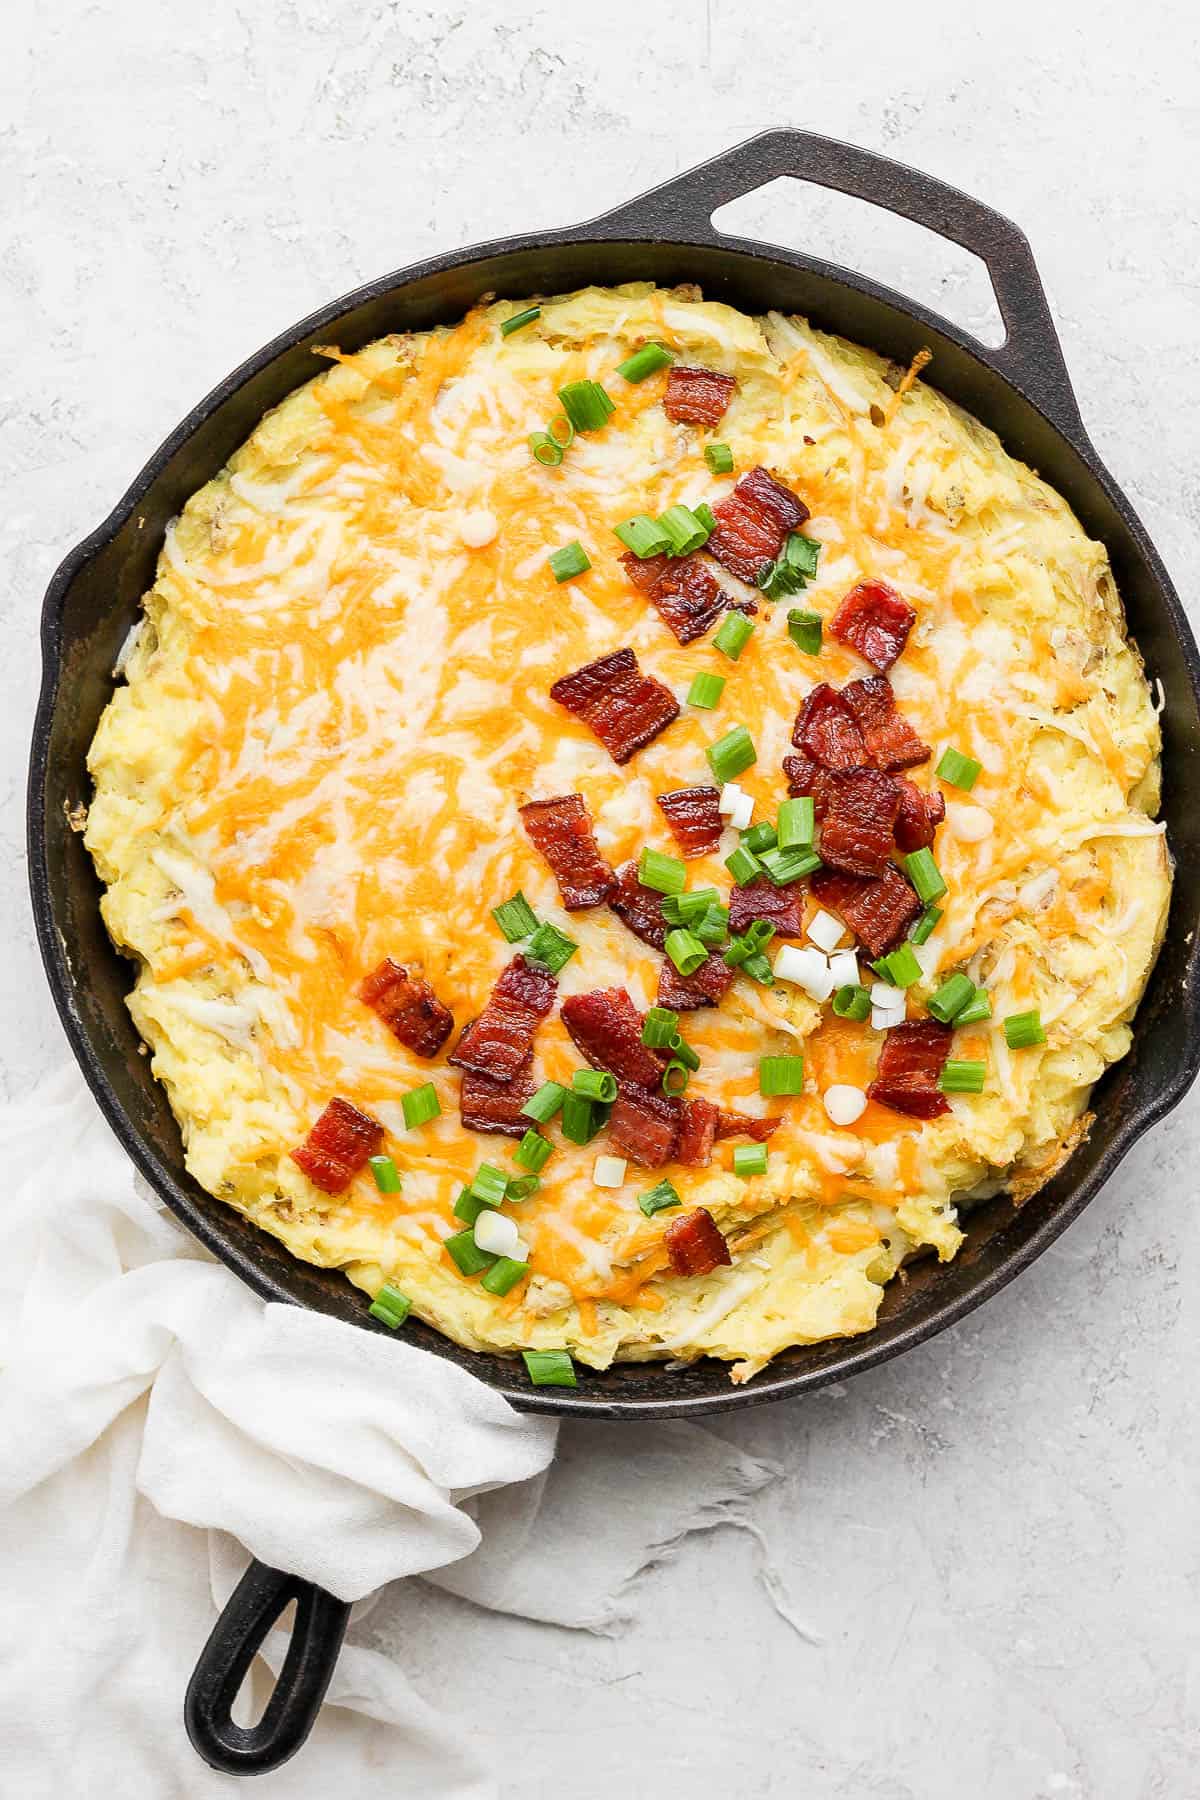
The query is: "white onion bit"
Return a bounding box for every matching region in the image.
[775,944,835,1001]
[474,1209,519,1257]
[719,782,754,829]
[828,948,860,989]
[806,909,845,953]
[459,507,499,548]
[824,1084,868,1126]
[593,1155,627,1189]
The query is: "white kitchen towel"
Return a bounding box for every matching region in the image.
[0,1069,780,1798]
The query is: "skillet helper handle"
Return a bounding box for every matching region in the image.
[586,127,1089,448]
[184,1558,351,1776]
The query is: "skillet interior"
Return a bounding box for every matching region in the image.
[30,229,1200,1418]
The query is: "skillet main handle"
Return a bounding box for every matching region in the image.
[586,127,1088,447]
[184,1558,351,1776]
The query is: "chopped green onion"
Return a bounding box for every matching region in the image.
[927,972,976,1024]
[936,746,982,791]
[706,724,756,782]
[742,918,776,951]
[368,1154,401,1194]
[500,305,541,337]
[909,905,943,946]
[789,534,822,578]
[692,902,730,945]
[668,1033,700,1071]
[638,1179,681,1217]
[492,891,538,942]
[724,844,762,886]
[507,1174,540,1200]
[953,988,993,1026]
[470,1163,510,1207]
[905,848,947,905]
[758,845,822,886]
[642,1005,680,1049]
[759,532,822,600]
[787,608,823,654]
[662,888,719,926]
[659,504,711,557]
[444,1229,496,1277]
[521,1081,566,1124]
[529,431,564,467]
[723,931,753,967]
[481,1257,530,1296]
[777,795,815,849]
[662,1059,690,1096]
[832,984,872,1022]
[664,928,708,977]
[522,1348,577,1388]
[638,847,687,896]
[526,921,578,974]
[759,1055,805,1096]
[561,1092,605,1145]
[1003,1009,1046,1049]
[713,612,755,661]
[939,1060,987,1094]
[874,943,923,989]
[368,1282,412,1329]
[453,1185,488,1225]
[733,1143,768,1177]
[573,1068,618,1104]
[687,671,725,710]
[616,342,673,382]
[548,540,591,583]
[741,951,775,986]
[513,1129,552,1174]
[614,514,672,558]
[740,821,777,855]
[694,502,717,535]
[557,379,614,432]
[401,1083,441,1130]
[705,442,734,475]
[547,414,575,450]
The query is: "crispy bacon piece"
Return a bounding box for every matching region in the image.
[519,793,615,910]
[842,676,930,771]
[657,952,735,1011]
[610,861,668,950]
[550,647,679,765]
[560,987,663,1088]
[291,1098,383,1194]
[727,876,804,939]
[893,779,946,854]
[831,580,917,673]
[714,1110,781,1142]
[676,1097,720,1167]
[663,364,737,428]
[819,769,902,877]
[621,552,671,595]
[459,1063,536,1137]
[664,1207,732,1277]
[792,683,868,771]
[656,786,723,859]
[359,959,454,1058]
[868,1019,952,1120]
[449,955,557,1084]
[707,465,810,585]
[621,551,728,646]
[607,1084,681,1168]
[811,864,922,958]
[782,752,836,822]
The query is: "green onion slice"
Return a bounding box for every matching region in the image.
[561,1092,605,1145]
[713,611,755,662]
[706,724,756,783]
[500,305,541,337]
[832,984,872,1021]
[909,905,943,946]
[548,540,591,583]
[526,921,578,975]
[638,1179,681,1217]
[692,902,730,945]
[529,431,564,467]
[759,1055,805,1096]
[724,844,762,887]
[638,846,687,896]
[733,1142,768,1177]
[513,1129,552,1173]
[905,848,947,905]
[614,514,672,558]
[401,1083,441,1130]
[444,1229,497,1277]
[368,1282,412,1329]
[521,1081,566,1124]
[522,1348,577,1388]
[470,1162,510,1207]
[1003,1009,1046,1049]
[740,821,777,855]
[506,1174,540,1200]
[939,1060,987,1094]
[557,380,615,432]
[953,988,993,1026]
[573,1068,618,1104]
[777,796,815,850]
[662,1059,690,1097]
[492,891,538,942]
[874,943,923,989]
[368,1154,401,1194]
[481,1257,530,1296]
[787,608,823,654]
[758,845,821,886]
[659,504,711,557]
[642,1005,680,1048]
[704,442,734,475]
[694,502,717,535]
[547,413,575,450]
[664,928,708,977]
[668,1033,700,1071]
[740,951,775,986]
[687,671,725,710]
[616,342,673,382]
[927,972,975,1024]
[662,888,719,926]
[936,746,982,791]
[453,1185,487,1225]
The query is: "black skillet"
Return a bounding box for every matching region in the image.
[28,130,1200,1775]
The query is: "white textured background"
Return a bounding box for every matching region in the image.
[3,3,1198,1795]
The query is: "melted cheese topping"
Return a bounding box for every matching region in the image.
[85,285,1170,1380]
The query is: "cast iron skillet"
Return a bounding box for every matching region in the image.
[28,130,1200,1775]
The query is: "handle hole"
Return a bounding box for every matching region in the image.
[228,1597,297,1729]
[711,177,1006,349]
